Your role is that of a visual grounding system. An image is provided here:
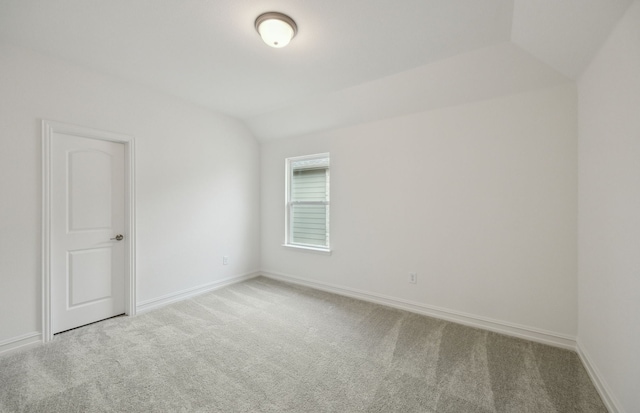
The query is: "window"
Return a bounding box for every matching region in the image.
[285,153,330,252]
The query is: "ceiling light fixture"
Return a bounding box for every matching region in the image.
[255,12,297,48]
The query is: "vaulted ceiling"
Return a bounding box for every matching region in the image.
[0,0,633,140]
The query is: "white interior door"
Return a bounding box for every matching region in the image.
[50,132,125,334]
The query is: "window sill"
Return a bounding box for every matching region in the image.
[282,244,332,255]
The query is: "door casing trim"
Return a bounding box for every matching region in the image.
[42,120,136,343]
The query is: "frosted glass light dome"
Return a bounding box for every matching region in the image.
[255,12,297,48]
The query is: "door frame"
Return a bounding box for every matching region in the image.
[42,120,136,343]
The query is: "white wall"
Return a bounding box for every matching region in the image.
[578,1,640,412]
[261,84,578,340]
[0,41,261,344]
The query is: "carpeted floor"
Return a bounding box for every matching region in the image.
[0,276,607,412]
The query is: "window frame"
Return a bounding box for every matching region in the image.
[284,153,331,254]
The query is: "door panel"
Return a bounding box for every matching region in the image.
[68,248,112,307]
[51,132,125,334]
[68,150,113,231]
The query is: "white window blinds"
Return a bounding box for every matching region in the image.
[286,154,330,249]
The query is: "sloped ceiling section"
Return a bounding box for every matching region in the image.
[511,0,633,78]
[246,43,568,140]
[0,0,633,140]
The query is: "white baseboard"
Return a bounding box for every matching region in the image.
[136,271,260,314]
[577,341,624,413]
[0,332,42,357]
[261,270,576,350]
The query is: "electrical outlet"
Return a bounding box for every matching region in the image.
[409,272,417,284]
[223,256,229,265]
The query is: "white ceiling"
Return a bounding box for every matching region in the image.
[0,0,633,140]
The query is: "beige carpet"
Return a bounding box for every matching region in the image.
[0,276,607,412]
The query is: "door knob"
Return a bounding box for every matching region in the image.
[110,234,124,241]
